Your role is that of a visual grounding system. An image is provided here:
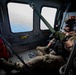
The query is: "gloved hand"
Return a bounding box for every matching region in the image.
[15,62,24,71]
[43,46,49,51]
[15,62,30,72]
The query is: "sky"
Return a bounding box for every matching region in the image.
[7,2,57,32]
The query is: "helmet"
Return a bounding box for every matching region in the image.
[65,19,76,25]
[65,18,76,31]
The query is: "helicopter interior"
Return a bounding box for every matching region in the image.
[0,0,76,75]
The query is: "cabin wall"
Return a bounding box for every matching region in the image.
[0,0,60,53]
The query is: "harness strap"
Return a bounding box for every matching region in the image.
[31,3,55,33]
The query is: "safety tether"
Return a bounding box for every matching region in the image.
[0,34,37,75]
[30,3,55,33]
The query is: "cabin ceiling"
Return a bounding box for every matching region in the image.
[44,0,68,2]
[44,0,75,4]
[0,0,75,4]
[0,0,76,12]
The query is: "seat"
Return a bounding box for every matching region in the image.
[59,41,76,75]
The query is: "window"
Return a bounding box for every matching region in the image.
[7,2,33,33]
[40,7,57,30]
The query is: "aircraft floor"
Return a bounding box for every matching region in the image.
[0,49,38,75]
[0,49,61,75]
[9,49,38,63]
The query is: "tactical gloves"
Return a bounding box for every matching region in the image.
[15,62,24,71]
[43,46,49,51]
